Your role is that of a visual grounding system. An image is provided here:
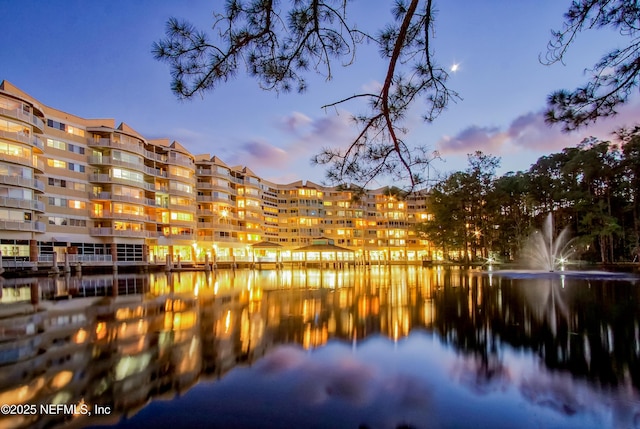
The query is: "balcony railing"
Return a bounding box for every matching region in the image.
[0,220,45,232]
[0,196,44,212]
[38,254,113,264]
[0,175,44,192]
[0,107,45,132]
[89,227,157,238]
[89,192,157,207]
[89,211,154,222]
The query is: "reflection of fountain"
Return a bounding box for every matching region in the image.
[520,278,570,336]
[523,213,578,272]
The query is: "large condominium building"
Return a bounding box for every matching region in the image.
[0,81,433,270]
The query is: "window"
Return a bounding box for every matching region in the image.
[68,200,86,210]
[67,163,85,173]
[47,119,66,131]
[113,151,142,164]
[112,168,143,183]
[171,182,192,194]
[0,141,30,158]
[68,143,85,154]
[46,138,66,150]
[170,212,194,222]
[47,159,67,169]
[46,120,85,137]
[49,197,67,207]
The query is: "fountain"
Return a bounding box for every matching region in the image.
[522,213,578,272]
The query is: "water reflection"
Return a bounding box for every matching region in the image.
[0,267,638,428]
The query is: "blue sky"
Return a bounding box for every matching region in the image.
[2,1,638,186]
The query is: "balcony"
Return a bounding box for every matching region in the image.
[0,107,45,133]
[167,155,194,168]
[196,195,230,203]
[89,211,154,222]
[0,176,44,192]
[144,149,168,163]
[0,220,45,232]
[197,221,242,232]
[144,165,167,177]
[89,227,157,238]
[0,196,45,212]
[88,138,146,157]
[166,218,196,227]
[168,187,194,198]
[87,156,147,174]
[89,192,156,207]
[88,174,157,191]
[0,152,36,170]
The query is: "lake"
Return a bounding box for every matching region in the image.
[0,267,639,429]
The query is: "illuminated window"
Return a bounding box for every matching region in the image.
[170,212,194,222]
[47,159,67,169]
[68,200,86,209]
[46,138,66,150]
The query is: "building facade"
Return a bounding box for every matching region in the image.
[0,81,433,271]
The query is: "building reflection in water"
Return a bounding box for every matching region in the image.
[0,267,638,428]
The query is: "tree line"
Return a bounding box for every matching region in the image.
[416,132,640,265]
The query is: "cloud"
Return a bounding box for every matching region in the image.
[437,101,640,156]
[225,138,289,169]
[438,125,509,154]
[277,111,312,133]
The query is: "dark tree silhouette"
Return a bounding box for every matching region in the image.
[152,0,454,189]
[544,0,640,131]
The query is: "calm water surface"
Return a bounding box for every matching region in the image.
[1,267,639,429]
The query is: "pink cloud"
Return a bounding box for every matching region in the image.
[226,138,289,168]
[437,101,640,156]
[277,111,312,133]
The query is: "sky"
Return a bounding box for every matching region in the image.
[1,0,638,187]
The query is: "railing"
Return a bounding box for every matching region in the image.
[87,174,157,192]
[167,187,194,198]
[88,138,146,157]
[167,202,196,212]
[197,221,243,231]
[196,195,231,203]
[0,258,36,269]
[89,211,154,222]
[0,152,33,169]
[0,196,44,212]
[144,165,167,177]
[37,254,113,263]
[0,107,44,132]
[89,192,157,207]
[0,129,32,145]
[167,154,194,168]
[0,176,45,192]
[31,136,44,152]
[87,156,162,178]
[89,227,157,238]
[0,220,45,232]
[144,149,168,163]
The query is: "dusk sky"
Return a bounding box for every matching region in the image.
[2,1,638,186]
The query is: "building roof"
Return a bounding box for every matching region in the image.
[251,241,283,248]
[294,237,354,253]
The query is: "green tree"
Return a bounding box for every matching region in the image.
[544,0,640,131]
[565,139,623,262]
[488,172,532,261]
[619,130,640,260]
[464,151,500,260]
[418,171,470,262]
